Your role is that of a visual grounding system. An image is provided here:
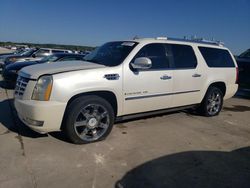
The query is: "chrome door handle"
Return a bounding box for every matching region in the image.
[192,73,201,78]
[160,75,172,80]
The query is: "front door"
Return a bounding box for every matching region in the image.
[123,43,173,115]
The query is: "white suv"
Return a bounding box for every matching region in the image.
[14,37,238,144]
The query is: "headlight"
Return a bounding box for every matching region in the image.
[32,75,53,101]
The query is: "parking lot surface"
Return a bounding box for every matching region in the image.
[0,49,250,188]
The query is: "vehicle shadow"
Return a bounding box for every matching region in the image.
[223,105,250,112]
[0,99,47,138]
[116,147,250,188]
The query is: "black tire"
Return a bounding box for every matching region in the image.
[63,95,115,144]
[197,86,223,117]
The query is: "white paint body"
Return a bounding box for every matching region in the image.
[14,38,238,133]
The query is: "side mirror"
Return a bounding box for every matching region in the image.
[32,54,36,58]
[131,57,152,70]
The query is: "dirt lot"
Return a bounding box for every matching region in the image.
[0,47,14,54]
[0,48,250,188]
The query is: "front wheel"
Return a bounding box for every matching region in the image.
[63,96,115,144]
[198,87,223,117]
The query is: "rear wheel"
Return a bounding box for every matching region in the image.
[198,86,223,117]
[63,95,114,144]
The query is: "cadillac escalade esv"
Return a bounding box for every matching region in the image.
[14,37,238,144]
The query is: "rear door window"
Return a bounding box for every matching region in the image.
[169,44,197,69]
[199,47,235,67]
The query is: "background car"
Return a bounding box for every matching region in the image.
[10,48,74,64]
[0,48,39,68]
[0,48,26,57]
[2,53,86,82]
[236,49,250,89]
[0,48,32,67]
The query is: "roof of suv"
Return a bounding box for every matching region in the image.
[131,37,226,49]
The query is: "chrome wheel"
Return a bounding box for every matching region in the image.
[207,90,222,116]
[73,104,110,142]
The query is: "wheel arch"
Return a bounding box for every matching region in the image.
[207,81,226,97]
[65,90,118,117]
[61,90,119,131]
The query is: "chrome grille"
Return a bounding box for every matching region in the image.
[15,76,29,97]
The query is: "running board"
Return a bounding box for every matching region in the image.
[115,104,198,122]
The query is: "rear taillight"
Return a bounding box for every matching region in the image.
[236,67,239,84]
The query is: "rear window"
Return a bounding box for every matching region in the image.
[199,47,235,67]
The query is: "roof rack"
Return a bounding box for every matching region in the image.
[132,36,224,46]
[167,37,224,46]
[155,37,168,40]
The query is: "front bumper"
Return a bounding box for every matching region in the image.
[14,99,67,133]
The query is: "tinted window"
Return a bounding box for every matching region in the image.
[34,49,50,57]
[199,47,235,67]
[20,49,36,56]
[170,44,197,69]
[134,43,170,69]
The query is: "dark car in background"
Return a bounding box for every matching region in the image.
[0,48,31,66]
[236,49,250,89]
[0,48,39,68]
[1,48,75,68]
[0,48,26,57]
[2,53,86,82]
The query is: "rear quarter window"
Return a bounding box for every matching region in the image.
[199,47,235,67]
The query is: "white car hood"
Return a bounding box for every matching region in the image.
[19,60,105,79]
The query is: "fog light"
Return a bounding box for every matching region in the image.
[23,117,44,127]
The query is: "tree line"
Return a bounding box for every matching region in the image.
[0,41,95,52]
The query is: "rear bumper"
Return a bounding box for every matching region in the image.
[224,84,238,100]
[14,98,67,133]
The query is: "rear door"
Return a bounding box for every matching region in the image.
[169,44,204,107]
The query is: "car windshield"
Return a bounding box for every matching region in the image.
[19,49,35,56]
[14,49,25,54]
[40,54,59,62]
[239,49,250,58]
[83,41,138,66]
